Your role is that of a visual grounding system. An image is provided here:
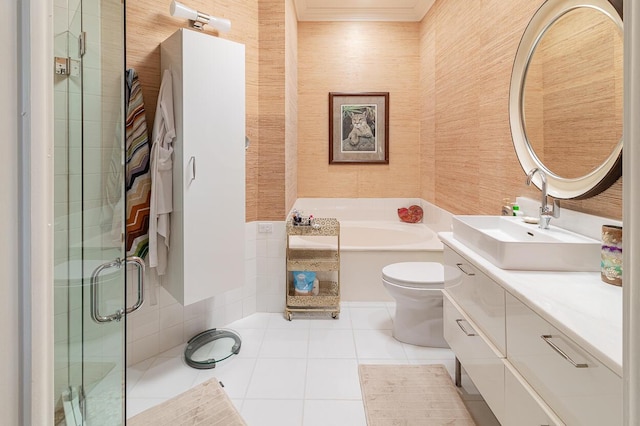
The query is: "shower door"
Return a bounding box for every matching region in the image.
[53,0,132,424]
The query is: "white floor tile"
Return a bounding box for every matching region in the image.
[245,358,307,399]
[305,359,362,400]
[193,357,257,399]
[349,307,393,330]
[401,342,454,360]
[356,358,410,365]
[230,398,243,412]
[128,356,155,373]
[302,400,367,426]
[308,310,353,329]
[126,397,167,418]
[226,312,274,329]
[308,329,356,359]
[353,329,407,360]
[241,399,304,426]
[127,357,198,399]
[465,400,501,426]
[126,358,154,392]
[126,303,497,424]
[268,313,312,329]
[232,328,267,358]
[259,328,309,358]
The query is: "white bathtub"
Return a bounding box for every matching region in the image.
[291,221,444,302]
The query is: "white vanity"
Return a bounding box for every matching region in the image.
[439,229,623,426]
[457,0,625,422]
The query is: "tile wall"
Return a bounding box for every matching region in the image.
[127,221,284,366]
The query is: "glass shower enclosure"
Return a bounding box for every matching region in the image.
[53,0,134,424]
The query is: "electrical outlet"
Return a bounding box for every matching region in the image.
[258,223,273,233]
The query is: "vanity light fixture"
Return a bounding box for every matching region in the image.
[169,0,231,33]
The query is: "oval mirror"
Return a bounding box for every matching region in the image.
[510,0,623,199]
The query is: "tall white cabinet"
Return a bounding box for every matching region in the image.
[161,29,245,306]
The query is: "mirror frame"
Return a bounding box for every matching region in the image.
[509,0,623,199]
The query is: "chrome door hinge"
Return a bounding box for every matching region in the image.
[79,32,87,57]
[54,57,80,77]
[55,57,70,75]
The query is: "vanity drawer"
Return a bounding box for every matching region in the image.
[504,361,564,426]
[443,246,506,355]
[444,294,505,424]
[506,292,622,426]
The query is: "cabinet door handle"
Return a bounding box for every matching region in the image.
[456,263,475,276]
[190,156,196,182]
[456,319,476,336]
[541,335,588,368]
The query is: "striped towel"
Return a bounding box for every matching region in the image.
[124,69,151,259]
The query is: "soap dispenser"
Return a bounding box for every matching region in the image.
[501,198,513,216]
[512,203,524,217]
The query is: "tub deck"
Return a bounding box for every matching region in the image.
[291,220,443,302]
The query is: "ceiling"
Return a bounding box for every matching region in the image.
[293,0,436,22]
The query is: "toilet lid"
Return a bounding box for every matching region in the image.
[382,262,444,288]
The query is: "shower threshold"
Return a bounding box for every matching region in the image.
[62,386,83,426]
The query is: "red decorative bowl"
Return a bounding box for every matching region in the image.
[397,205,423,223]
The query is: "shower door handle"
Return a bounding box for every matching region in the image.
[124,256,145,314]
[90,256,145,323]
[90,258,124,323]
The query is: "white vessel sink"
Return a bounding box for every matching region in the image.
[451,215,601,271]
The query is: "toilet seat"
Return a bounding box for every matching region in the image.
[382,262,444,289]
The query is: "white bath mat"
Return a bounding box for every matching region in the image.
[359,364,476,425]
[128,378,246,426]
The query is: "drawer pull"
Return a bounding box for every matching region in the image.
[541,335,588,368]
[456,319,476,336]
[456,263,475,276]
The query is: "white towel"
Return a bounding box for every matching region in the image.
[148,69,176,276]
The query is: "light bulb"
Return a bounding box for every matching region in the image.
[207,16,231,33]
[170,1,197,21]
[169,0,231,33]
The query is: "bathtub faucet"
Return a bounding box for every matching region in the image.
[525,168,560,229]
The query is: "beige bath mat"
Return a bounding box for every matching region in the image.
[358,364,476,426]
[128,378,246,426]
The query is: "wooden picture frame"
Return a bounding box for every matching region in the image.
[329,92,389,164]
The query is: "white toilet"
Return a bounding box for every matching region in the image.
[382,262,449,348]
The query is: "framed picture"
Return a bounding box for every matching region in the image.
[329,92,389,164]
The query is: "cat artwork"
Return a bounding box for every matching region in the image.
[347,112,374,146]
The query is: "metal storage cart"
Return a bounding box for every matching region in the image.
[285,217,340,320]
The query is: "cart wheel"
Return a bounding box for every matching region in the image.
[286,312,292,321]
[331,312,339,319]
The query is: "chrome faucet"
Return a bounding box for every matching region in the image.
[525,168,560,229]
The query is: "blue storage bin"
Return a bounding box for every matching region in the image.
[293,271,316,294]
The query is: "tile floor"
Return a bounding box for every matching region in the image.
[126,302,499,426]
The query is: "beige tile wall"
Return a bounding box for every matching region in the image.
[257,0,299,220]
[257,1,285,221]
[285,0,299,216]
[127,0,623,222]
[297,22,422,198]
[126,0,260,221]
[420,0,622,220]
[419,10,436,204]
